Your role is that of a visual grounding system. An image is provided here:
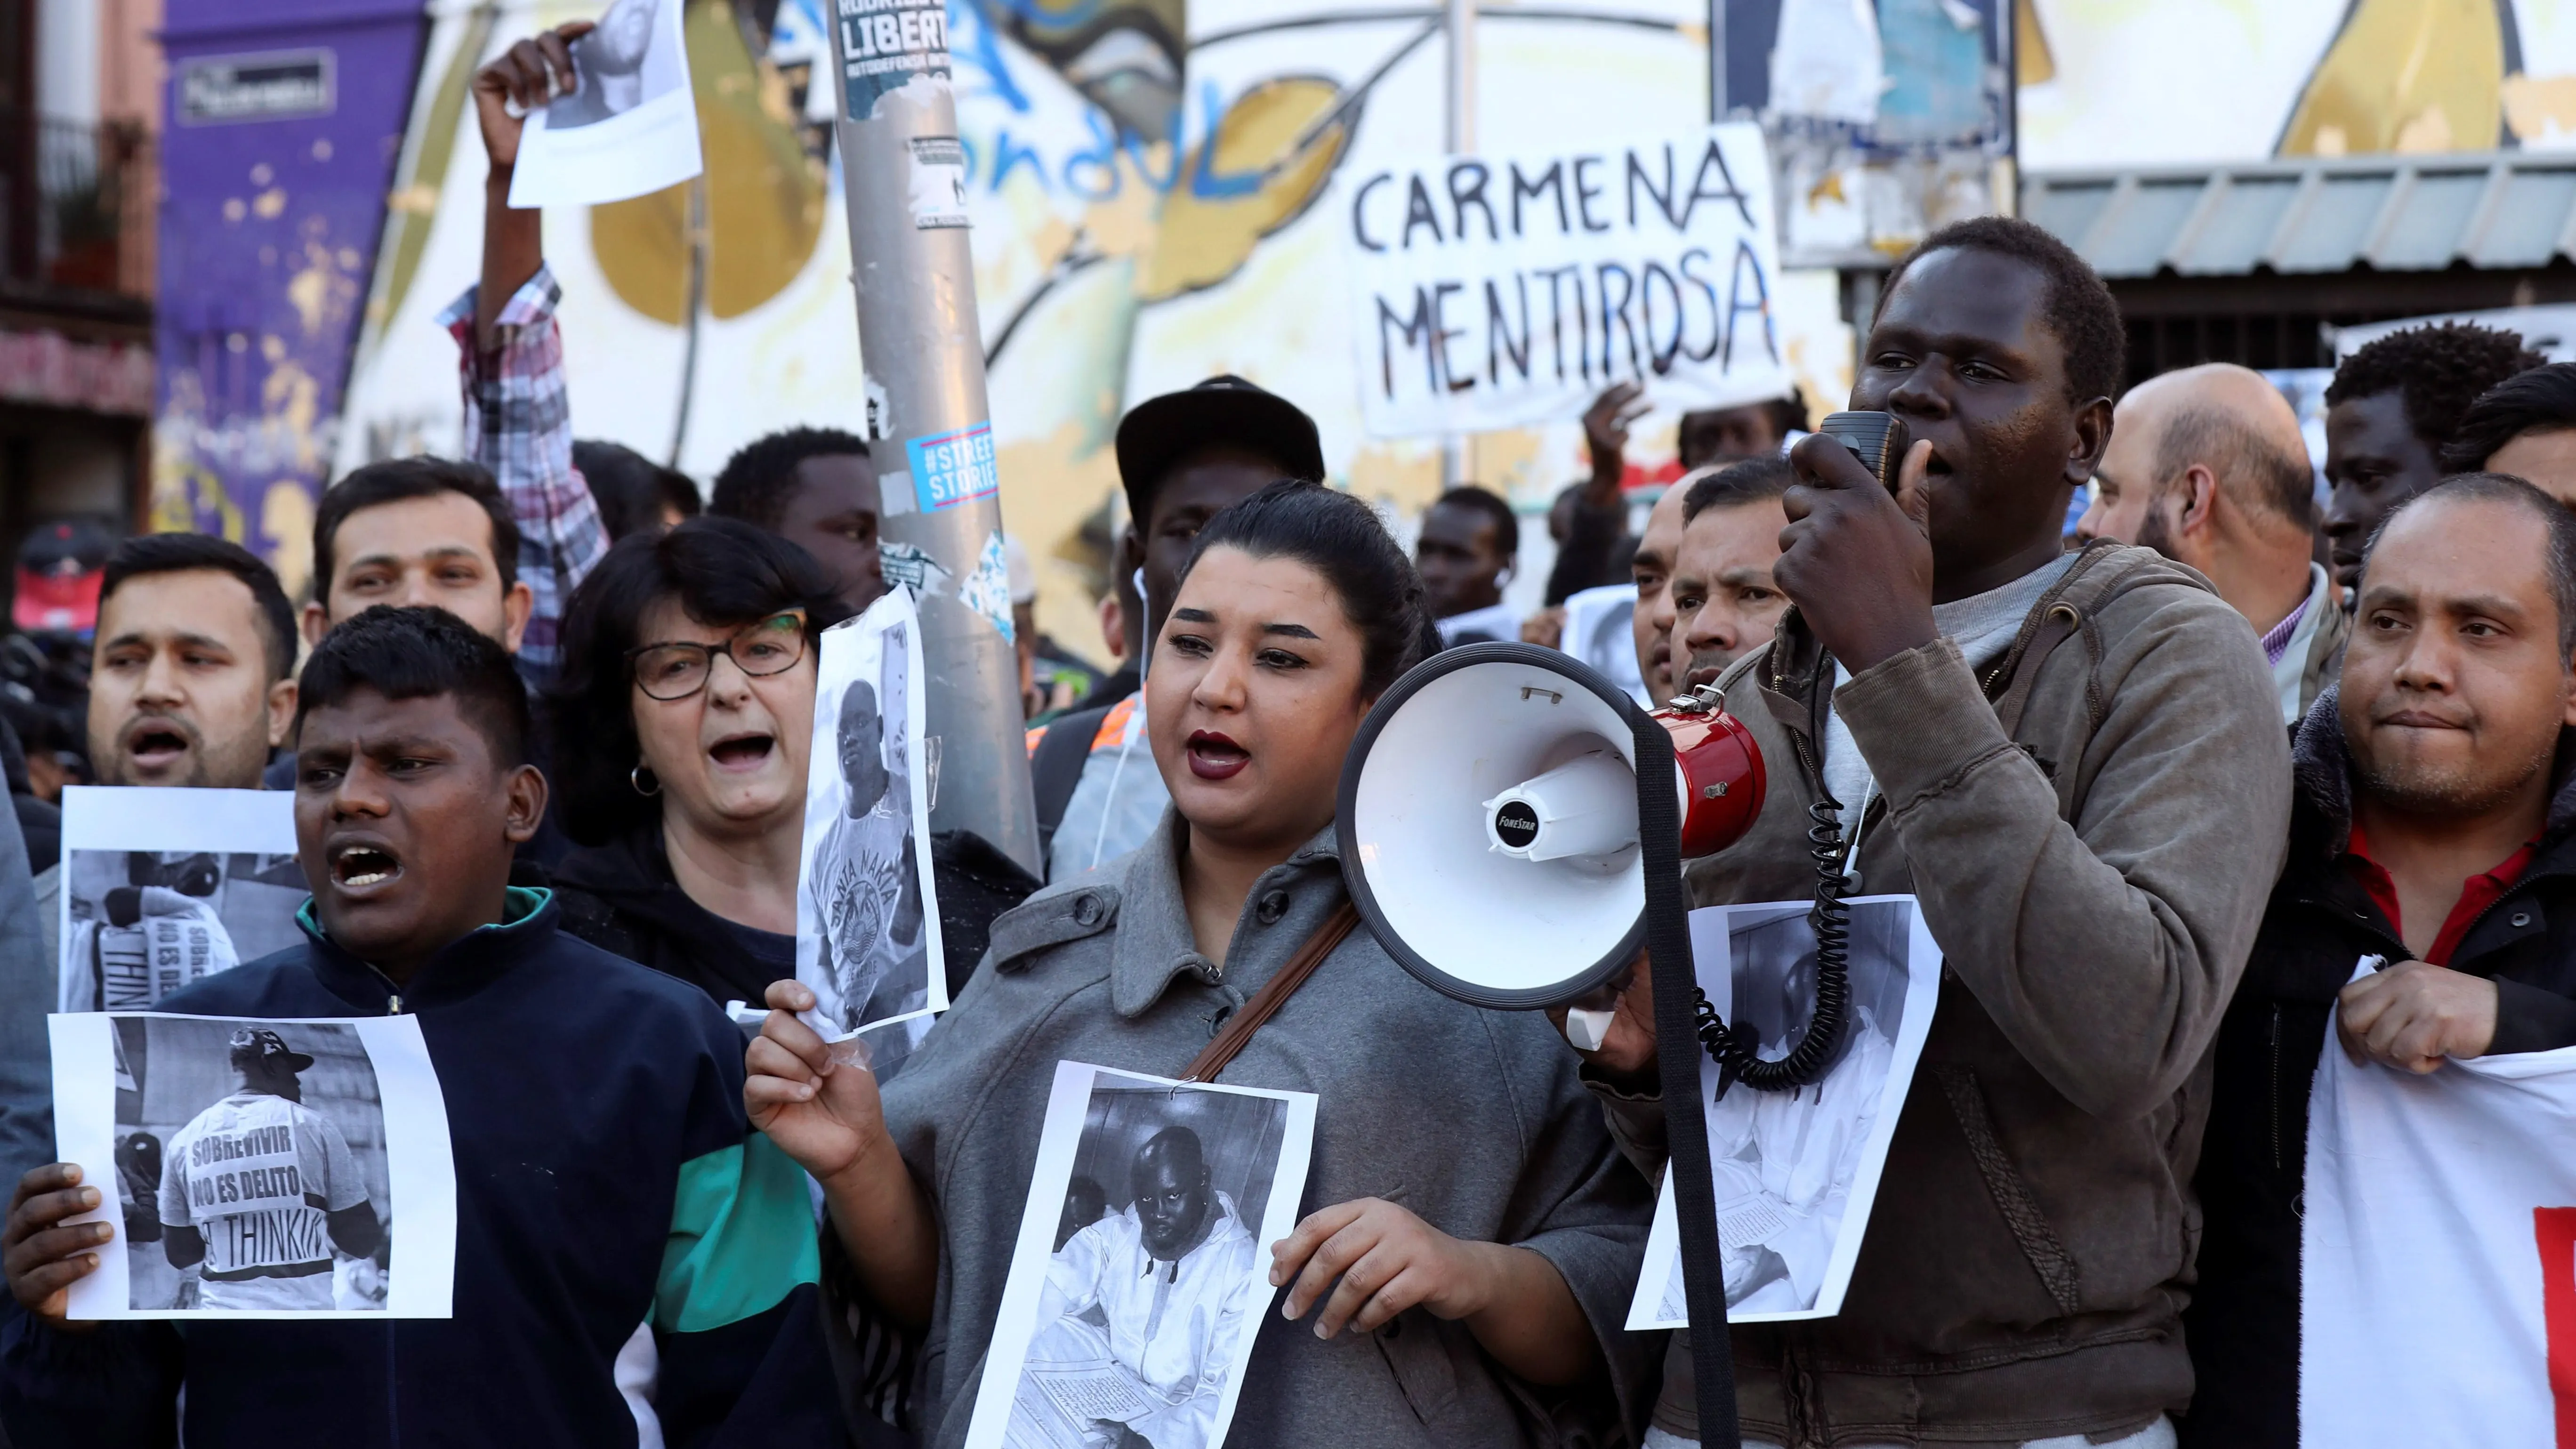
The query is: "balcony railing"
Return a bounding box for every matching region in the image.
[0,108,154,305]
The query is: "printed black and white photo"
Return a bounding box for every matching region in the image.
[49,1013,457,1320]
[799,588,944,1037]
[58,787,303,1013]
[964,1062,1318,1449]
[1630,894,1940,1326]
[546,0,683,129]
[506,0,702,208]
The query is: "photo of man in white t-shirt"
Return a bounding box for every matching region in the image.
[155,1027,381,1311]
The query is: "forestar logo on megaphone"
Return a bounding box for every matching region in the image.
[1335,642,1764,1010]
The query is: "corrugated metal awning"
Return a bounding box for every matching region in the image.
[2023,152,2576,279]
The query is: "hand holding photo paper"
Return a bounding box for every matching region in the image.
[58,787,304,1014]
[49,1013,457,1320]
[1630,895,1940,1327]
[798,588,944,1038]
[963,1062,1317,1449]
[506,0,701,209]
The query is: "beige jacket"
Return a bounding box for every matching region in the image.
[1602,543,2293,1447]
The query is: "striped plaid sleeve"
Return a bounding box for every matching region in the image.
[437,265,606,674]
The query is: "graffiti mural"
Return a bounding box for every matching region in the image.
[2019,0,2576,169]
[336,0,1868,656]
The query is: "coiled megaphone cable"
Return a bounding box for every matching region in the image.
[1691,797,1853,1095]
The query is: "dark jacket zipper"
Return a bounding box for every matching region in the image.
[2266,1005,2282,1173]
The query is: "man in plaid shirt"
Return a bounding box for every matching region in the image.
[440,19,608,678]
[293,23,608,686]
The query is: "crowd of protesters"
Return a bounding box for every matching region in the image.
[0,18,2564,1449]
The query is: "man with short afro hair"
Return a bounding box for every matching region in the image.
[2321,321,2542,592]
[1876,214,2131,408]
[710,426,886,611]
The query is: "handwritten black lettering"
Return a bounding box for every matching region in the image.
[1626,145,1681,231]
[1508,161,1566,238]
[1448,161,1498,243]
[1352,173,1392,252]
[1432,282,1472,392]
[1723,239,1777,370]
[1573,156,1610,234]
[1486,277,1530,386]
[1682,137,1755,232]
[1379,290,1438,399]
[1402,176,1444,250]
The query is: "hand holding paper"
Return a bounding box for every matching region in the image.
[3,1163,109,1328]
[2336,958,2498,1073]
[744,979,894,1187]
[473,22,594,170]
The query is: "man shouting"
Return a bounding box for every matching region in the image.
[1566,217,2292,1447]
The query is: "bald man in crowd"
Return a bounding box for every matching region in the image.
[2080,363,2347,722]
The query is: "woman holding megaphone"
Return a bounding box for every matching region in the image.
[747,480,1653,1446]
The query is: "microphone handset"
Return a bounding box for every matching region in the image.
[1681,413,1899,1094]
[1816,410,1911,494]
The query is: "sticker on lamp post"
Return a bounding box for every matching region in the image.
[906,422,1000,513]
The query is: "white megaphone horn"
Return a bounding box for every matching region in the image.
[1335,641,1765,1010]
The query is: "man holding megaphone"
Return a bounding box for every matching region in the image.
[1568,217,2294,1449]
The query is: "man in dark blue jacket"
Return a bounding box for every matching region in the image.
[0,605,837,1448]
[2186,473,2576,1445]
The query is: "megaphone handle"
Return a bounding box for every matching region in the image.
[1633,714,1746,1449]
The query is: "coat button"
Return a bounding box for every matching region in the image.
[2512,911,2533,928]
[1256,890,1289,925]
[1072,893,1103,926]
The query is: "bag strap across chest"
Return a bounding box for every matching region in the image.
[1177,901,1360,1083]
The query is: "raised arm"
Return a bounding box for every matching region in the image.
[440,23,608,676]
[746,979,941,1328]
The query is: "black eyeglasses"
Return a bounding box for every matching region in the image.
[627,611,808,701]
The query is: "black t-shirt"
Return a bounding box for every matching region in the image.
[721,918,798,980]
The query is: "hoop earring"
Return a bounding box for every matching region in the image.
[630,764,661,797]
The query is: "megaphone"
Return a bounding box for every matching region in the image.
[1335,641,1765,1010]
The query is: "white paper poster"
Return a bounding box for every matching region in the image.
[1559,581,1650,708]
[507,0,703,209]
[57,787,304,1014]
[2300,991,2576,1445]
[963,1061,1319,1449]
[1343,122,1794,440]
[50,1012,457,1320]
[797,588,945,1038]
[1631,894,1940,1327]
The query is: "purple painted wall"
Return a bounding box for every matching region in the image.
[152,0,425,598]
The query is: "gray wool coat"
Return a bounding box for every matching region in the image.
[879,811,1657,1449]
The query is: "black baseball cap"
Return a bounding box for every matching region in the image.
[1114,375,1326,527]
[229,1027,315,1073]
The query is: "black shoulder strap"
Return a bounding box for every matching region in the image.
[1031,703,1112,853]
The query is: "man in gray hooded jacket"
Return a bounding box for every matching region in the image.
[1566,217,2294,1447]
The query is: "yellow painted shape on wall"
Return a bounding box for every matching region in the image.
[591,0,825,325]
[2013,0,2054,88]
[994,422,1127,671]
[1138,77,1352,303]
[2278,0,2500,157]
[2504,72,2576,144]
[261,480,318,602]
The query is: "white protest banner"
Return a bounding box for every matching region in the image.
[1343,122,1793,440]
[2300,994,2576,1443]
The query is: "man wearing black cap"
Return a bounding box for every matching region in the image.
[154,1026,380,1312]
[1024,375,1325,879]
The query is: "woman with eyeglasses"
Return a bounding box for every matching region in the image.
[544,517,850,1003]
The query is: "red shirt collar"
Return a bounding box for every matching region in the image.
[2342,819,2538,966]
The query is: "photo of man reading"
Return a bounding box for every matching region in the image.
[1011,1126,1261,1449]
